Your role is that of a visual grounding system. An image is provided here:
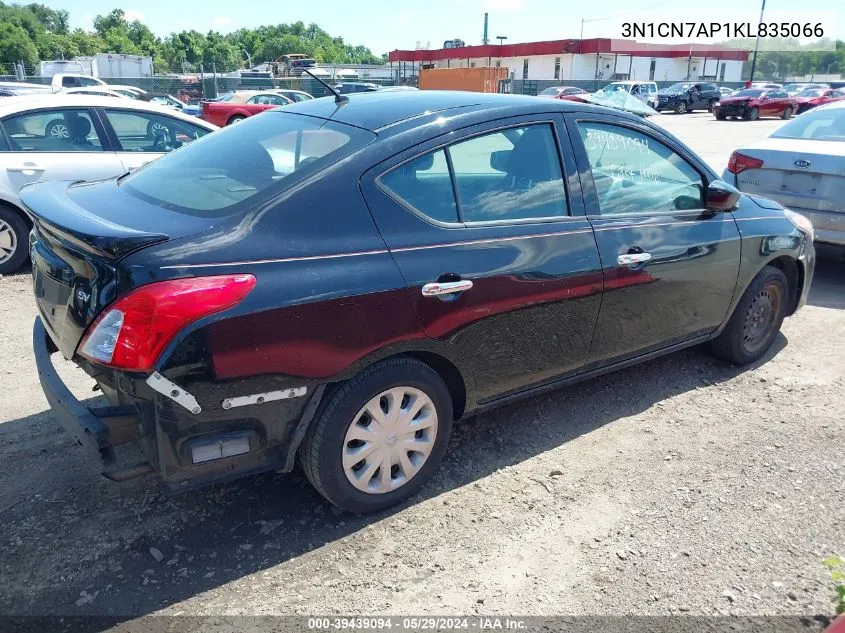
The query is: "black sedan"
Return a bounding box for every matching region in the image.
[26,92,815,513]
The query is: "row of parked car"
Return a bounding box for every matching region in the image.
[539,80,845,120]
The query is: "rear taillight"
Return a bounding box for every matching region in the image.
[727,151,765,174]
[78,275,256,372]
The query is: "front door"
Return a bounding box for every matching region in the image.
[363,117,604,402]
[566,114,741,366]
[0,107,123,196]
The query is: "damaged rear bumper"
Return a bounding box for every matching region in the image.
[33,316,152,481]
[33,316,325,491]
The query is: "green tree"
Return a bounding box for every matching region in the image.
[0,22,39,66]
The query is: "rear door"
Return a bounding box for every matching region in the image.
[566,112,741,366]
[97,107,211,172]
[362,115,604,403]
[0,106,123,197]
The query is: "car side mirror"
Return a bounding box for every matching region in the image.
[490,150,511,172]
[705,180,740,212]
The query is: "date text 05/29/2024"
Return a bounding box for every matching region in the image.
[307,617,528,630]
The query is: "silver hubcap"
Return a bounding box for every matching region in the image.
[48,124,69,139]
[0,219,17,264]
[342,387,438,494]
[151,123,167,136]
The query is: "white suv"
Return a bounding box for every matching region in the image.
[599,81,659,109]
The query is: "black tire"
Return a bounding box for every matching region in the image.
[0,205,30,274]
[707,100,716,112]
[715,111,727,120]
[781,106,793,120]
[744,106,759,121]
[710,266,789,366]
[226,115,246,125]
[300,357,454,513]
[674,101,687,114]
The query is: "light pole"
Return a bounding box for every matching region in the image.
[496,36,507,46]
[827,61,839,75]
[767,60,778,79]
[747,0,766,86]
[242,49,252,68]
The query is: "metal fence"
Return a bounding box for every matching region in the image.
[502,79,749,96]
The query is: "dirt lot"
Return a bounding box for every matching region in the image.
[0,112,843,623]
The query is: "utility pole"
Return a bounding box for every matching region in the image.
[747,0,766,87]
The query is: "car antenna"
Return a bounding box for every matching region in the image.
[301,69,348,104]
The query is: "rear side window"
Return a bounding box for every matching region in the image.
[379,123,568,224]
[121,112,374,215]
[381,150,458,223]
[0,109,104,152]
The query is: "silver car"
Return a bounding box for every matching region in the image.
[0,95,217,273]
[722,101,845,245]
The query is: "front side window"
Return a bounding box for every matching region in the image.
[103,109,209,153]
[248,94,288,105]
[61,76,80,88]
[577,121,704,216]
[0,109,104,152]
[79,77,102,87]
[122,112,373,215]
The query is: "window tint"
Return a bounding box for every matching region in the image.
[449,124,568,222]
[381,150,458,223]
[0,109,104,152]
[79,77,101,87]
[103,109,209,153]
[61,76,80,87]
[248,94,287,105]
[122,111,373,215]
[577,122,704,215]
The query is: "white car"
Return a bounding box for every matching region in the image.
[50,74,108,93]
[597,80,659,109]
[721,100,845,245]
[0,95,217,273]
[107,85,148,98]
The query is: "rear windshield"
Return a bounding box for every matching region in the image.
[539,88,561,95]
[772,107,845,141]
[735,89,764,97]
[121,112,374,215]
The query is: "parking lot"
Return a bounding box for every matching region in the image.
[0,110,843,621]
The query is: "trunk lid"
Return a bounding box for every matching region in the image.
[23,179,213,358]
[732,139,845,213]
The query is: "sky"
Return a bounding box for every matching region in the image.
[47,0,844,56]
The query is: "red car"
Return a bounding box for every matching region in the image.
[200,92,292,127]
[537,86,589,101]
[794,88,845,113]
[713,88,797,121]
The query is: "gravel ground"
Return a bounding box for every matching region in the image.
[0,113,843,624]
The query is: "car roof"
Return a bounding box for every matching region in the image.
[281,90,609,132]
[0,94,219,128]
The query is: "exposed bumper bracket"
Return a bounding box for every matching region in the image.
[146,372,202,414]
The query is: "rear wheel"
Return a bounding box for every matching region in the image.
[300,357,453,513]
[674,101,687,114]
[226,115,246,125]
[0,206,29,274]
[710,266,789,365]
[707,100,716,112]
[744,107,759,121]
[781,106,793,120]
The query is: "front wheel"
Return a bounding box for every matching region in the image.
[674,101,687,114]
[744,106,759,121]
[708,100,716,112]
[226,115,246,125]
[710,266,789,365]
[300,357,454,513]
[781,106,793,120]
[715,111,727,120]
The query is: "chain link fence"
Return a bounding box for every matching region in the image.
[501,79,750,96]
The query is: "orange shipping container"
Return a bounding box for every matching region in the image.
[418,67,508,93]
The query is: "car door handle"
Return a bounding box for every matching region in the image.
[7,164,46,173]
[617,252,653,266]
[421,280,474,297]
